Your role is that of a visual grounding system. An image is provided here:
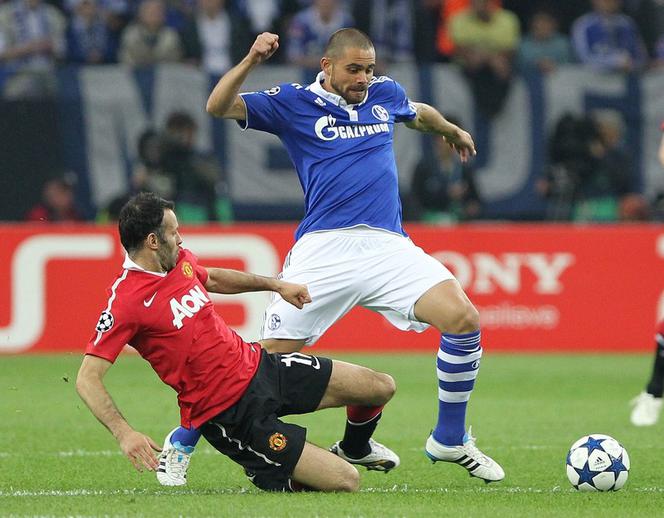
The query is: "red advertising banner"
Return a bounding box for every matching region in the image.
[1,224,663,354]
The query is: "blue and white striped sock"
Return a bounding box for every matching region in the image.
[433,330,482,446]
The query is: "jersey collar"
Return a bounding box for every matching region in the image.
[308,72,368,108]
[123,254,167,277]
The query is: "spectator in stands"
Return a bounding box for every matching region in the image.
[160,111,230,222]
[538,113,600,220]
[435,0,502,62]
[118,0,183,66]
[571,0,647,72]
[623,0,664,62]
[180,0,247,76]
[287,0,353,71]
[26,177,83,222]
[131,127,175,199]
[0,0,66,98]
[449,0,520,118]
[352,0,413,65]
[66,0,117,64]
[573,109,633,221]
[518,8,573,74]
[411,117,482,223]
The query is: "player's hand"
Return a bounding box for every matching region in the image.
[278,281,312,309]
[118,430,161,472]
[247,33,279,65]
[445,128,476,162]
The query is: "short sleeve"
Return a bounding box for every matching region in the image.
[237,86,288,135]
[392,81,417,123]
[85,305,138,363]
[195,263,208,284]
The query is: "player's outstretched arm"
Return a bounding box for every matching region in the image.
[205,267,311,309]
[206,32,280,119]
[405,102,477,162]
[76,355,160,472]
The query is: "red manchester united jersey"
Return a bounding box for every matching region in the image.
[85,248,261,428]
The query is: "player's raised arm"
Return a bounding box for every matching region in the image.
[405,102,477,162]
[206,32,280,120]
[76,355,161,472]
[204,267,311,309]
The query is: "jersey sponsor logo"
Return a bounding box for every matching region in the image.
[182,261,193,279]
[267,313,281,330]
[314,115,389,142]
[170,285,210,329]
[95,311,114,333]
[143,292,158,307]
[268,432,287,451]
[264,86,280,96]
[371,104,389,122]
[280,352,320,370]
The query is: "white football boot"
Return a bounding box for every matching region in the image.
[425,427,505,483]
[156,428,193,486]
[630,392,663,427]
[330,438,400,472]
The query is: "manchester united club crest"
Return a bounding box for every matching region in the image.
[182,261,193,278]
[95,311,114,333]
[268,432,287,451]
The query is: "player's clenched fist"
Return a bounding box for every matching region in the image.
[248,32,279,65]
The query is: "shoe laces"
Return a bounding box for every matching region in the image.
[164,447,191,476]
[459,427,490,466]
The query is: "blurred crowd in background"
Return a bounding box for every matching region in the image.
[2,0,664,224]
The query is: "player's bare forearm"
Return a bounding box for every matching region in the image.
[406,102,477,161]
[76,355,160,471]
[205,267,279,294]
[206,32,279,119]
[405,102,458,136]
[76,355,133,441]
[205,268,311,309]
[206,58,253,119]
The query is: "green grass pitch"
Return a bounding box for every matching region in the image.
[1,352,662,517]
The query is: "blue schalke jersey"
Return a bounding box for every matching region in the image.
[238,73,417,240]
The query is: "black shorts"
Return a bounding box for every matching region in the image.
[199,349,333,492]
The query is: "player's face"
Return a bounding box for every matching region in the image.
[324,47,376,105]
[156,209,182,272]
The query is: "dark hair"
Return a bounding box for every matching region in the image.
[165,111,196,132]
[324,28,374,58]
[118,192,174,253]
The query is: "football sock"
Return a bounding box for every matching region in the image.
[170,426,201,454]
[339,405,384,458]
[433,330,482,446]
[646,335,664,398]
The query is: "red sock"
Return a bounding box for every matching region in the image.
[346,405,384,424]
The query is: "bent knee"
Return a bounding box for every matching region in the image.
[445,302,480,334]
[334,464,360,492]
[376,373,396,404]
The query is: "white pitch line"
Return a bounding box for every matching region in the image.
[2,487,664,497]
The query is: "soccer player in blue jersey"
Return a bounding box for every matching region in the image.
[157,28,504,486]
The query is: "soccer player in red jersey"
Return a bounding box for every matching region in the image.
[76,192,396,491]
[630,123,664,426]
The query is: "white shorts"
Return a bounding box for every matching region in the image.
[260,227,455,346]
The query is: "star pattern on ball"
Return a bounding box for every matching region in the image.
[610,456,627,474]
[581,436,605,455]
[574,462,596,486]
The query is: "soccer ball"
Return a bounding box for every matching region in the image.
[566,434,630,491]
